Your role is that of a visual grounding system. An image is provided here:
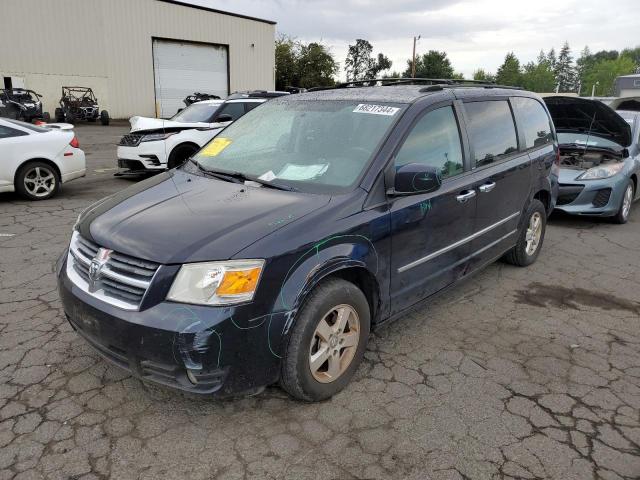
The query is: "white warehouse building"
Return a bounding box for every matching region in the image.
[0,0,276,119]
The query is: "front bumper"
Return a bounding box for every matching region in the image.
[554,169,627,217]
[116,143,168,173]
[57,253,287,396]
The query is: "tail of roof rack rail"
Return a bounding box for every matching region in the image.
[308,78,523,92]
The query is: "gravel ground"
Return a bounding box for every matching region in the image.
[0,123,639,480]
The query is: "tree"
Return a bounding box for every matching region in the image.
[344,39,374,81]
[473,69,495,82]
[344,39,392,81]
[582,56,637,96]
[403,50,454,78]
[620,47,640,72]
[275,35,298,90]
[576,46,594,95]
[555,42,576,92]
[546,48,557,71]
[521,61,555,92]
[297,42,339,88]
[495,52,522,86]
[274,35,339,89]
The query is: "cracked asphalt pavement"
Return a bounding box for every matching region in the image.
[1,124,639,479]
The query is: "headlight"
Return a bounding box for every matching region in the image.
[577,163,624,180]
[167,260,264,305]
[140,132,177,142]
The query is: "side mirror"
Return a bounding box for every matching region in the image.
[390,163,442,195]
[215,114,233,123]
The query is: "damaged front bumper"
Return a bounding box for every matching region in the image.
[554,169,628,217]
[57,254,290,396]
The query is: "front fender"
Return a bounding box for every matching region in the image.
[277,234,380,314]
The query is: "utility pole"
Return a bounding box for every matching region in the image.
[411,35,421,78]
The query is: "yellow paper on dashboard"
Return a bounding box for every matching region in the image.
[200,138,232,157]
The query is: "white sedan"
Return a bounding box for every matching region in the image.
[0,118,86,200]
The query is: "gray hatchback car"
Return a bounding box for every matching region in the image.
[544,96,639,223]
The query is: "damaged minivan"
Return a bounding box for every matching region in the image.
[544,96,639,223]
[58,82,558,401]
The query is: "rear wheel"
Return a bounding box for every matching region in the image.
[15,162,60,200]
[100,110,110,126]
[613,180,634,224]
[42,112,51,123]
[167,143,198,169]
[280,278,370,401]
[503,199,546,267]
[55,108,65,122]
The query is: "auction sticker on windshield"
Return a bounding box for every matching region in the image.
[353,104,400,116]
[200,137,232,157]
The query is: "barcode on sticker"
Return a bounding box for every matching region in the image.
[353,104,400,116]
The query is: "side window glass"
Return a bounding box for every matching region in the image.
[0,125,27,139]
[394,106,463,179]
[244,102,261,113]
[216,102,245,121]
[464,101,518,167]
[512,97,553,149]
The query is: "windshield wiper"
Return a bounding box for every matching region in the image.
[192,161,297,191]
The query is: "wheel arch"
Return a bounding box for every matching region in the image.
[630,173,638,196]
[14,158,62,187]
[168,141,200,168]
[533,188,552,215]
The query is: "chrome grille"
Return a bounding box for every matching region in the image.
[66,231,159,310]
[119,133,144,147]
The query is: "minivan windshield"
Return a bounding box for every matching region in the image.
[171,102,222,123]
[192,99,405,193]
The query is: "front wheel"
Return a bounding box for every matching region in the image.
[167,144,198,169]
[503,199,546,267]
[280,278,370,401]
[612,180,634,224]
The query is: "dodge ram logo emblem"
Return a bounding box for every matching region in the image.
[88,248,112,292]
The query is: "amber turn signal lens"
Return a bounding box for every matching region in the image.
[216,268,262,296]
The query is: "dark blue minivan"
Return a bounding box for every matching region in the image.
[57,82,559,401]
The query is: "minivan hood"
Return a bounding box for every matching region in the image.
[543,96,632,147]
[80,168,330,264]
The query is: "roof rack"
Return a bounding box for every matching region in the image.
[308,78,522,92]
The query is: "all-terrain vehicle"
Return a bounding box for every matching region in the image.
[0,88,50,122]
[55,87,109,125]
[183,92,220,107]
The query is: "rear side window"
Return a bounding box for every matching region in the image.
[215,102,245,121]
[464,101,518,167]
[394,106,463,179]
[512,97,553,149]
[244,102,262,113]
[0,125,28,139]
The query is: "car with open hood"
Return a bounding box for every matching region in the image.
[544,96,639,223]
[116,91,289,174]
[58,80,557,401]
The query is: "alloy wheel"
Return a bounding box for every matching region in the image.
[525,211,542,256]
[23,166,56,198]
[309,304,360,383]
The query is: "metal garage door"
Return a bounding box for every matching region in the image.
[152,39,228,118]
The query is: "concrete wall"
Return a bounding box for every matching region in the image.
[0,0,275,119]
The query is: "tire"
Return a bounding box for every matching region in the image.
[55,108,65,122]
[280,278,371,402]
[167,144,198,169]
[87,117,96,123]
[503,199,546,267]
[15,161,60,201]
[100,110,110,126]
[612,180,634,224]
[66,111,76,124]
[42,112,51,123]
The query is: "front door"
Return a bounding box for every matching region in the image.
[389,104,475,315]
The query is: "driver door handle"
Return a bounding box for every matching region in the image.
[456,190,476,203]
[479,181,496,193]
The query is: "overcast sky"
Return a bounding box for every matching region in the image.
[189,0,640,80]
